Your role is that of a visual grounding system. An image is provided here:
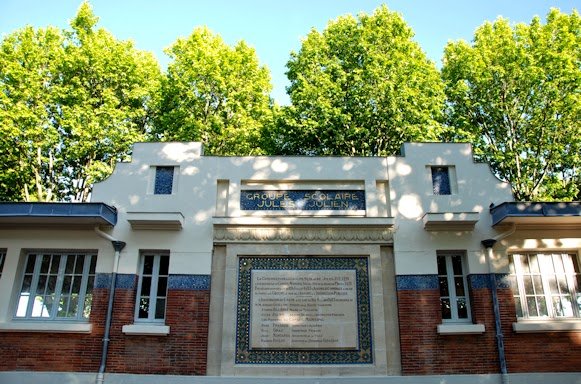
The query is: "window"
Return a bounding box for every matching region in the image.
[135,252,169,322]
[431,166,451,195]
[438,253,471,321]
[154,166,175,195]
[15,252,96,320]
[0,250,5,279]
[509,253,581,319]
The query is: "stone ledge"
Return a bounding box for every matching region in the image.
[512,320,581,333]
[437,323,485,335]
[0,321,92,333]
[122,324,170,336]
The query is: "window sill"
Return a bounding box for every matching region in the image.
[122,323,170,336]
[437,323,485,335]
[512,319,581,333]
[0,321,92,334]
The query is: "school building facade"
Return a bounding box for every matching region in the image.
[0,142,579,384]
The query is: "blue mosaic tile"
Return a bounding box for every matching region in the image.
[396,275,439,290]
[94,273,136,289]
[168,274,211,290]
[154,166,174,195]
[95,273,111,289]
[116,274,136,289]
[469,274,511,289]
[235,256,373,365]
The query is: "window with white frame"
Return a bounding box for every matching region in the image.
[0,249,5,279]
[135,252,169,322]
[438,252,471,321]
[15,252,97,320]
[509,252,581,319]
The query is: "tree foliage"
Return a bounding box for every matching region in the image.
[154,27,274,155]
[273,5,446,156]
[442,9,581,201]
[0,2,161,201]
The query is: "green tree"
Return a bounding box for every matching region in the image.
[155,27,274,155]
[275,5,446,156]
[57,2,161,201]
[0,26,64,201]
[0,2,161,201]
[442,9,581,201]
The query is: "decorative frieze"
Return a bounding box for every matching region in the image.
[213,225,393,244]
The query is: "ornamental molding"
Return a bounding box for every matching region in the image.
[213,225,393,244]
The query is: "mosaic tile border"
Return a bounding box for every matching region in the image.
[95,273,136,289]
[395,275,439,290]
[95,274,211,290]
[236,256,372,365]
[469,274,511,289]
[168,274,211,290]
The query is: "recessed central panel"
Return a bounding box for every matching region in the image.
[236,256,372,364]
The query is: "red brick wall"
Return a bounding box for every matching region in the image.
[499,289,581,372]
[398,288,499,375]
[398,284,581,375]
[105,288,210,375]
[0,284,210,375]
[0,289,107,372]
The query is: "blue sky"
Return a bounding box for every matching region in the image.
[0,0,577,104]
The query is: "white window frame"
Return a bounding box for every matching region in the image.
[510,252,581,319]
[14,251,97,321]
[438,252,472,323]
[135,252,169,323]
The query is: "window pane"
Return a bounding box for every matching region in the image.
[514,297,523,317]
[50,255,60,274]
[154,166,174,195]
[25,255,36,273]
[21,275,32,293]
[552,254,565,274]
[437,256,447,275]
[157,277,168,297]
[441,298,451,319]
[40,256,51,274]
[451,256,463,275]
[141,277,152,296]
[457,298,468,319]
[143,256,154,275]
[160,255,169,276]
[527,296,539,317]
[432,167,451,195]
[454,277,465,296]
[438,277,449,297]
[155,298,166,319]
[74,256,84,274]
[524,276,534,295]
[65,256,75,274]
[139,298,150,319]
[537,296,548,317]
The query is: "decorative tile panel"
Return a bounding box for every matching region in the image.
[235,256,372,364]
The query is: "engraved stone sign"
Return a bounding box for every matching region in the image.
[250,270,358,350]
